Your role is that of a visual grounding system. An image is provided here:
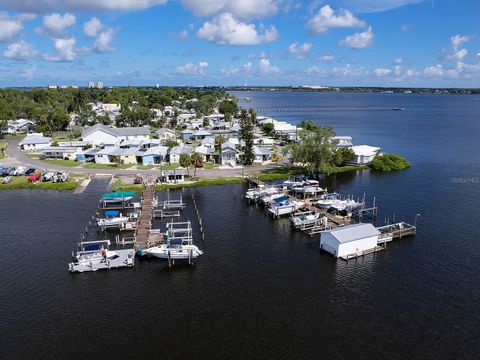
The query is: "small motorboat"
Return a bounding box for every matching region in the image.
[316,193,340,208]
[290,211,323,229]
[268,197,305,217]
[100,191,136,203]
[97,210,130,228]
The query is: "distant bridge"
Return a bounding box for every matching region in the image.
[240,106,405,113]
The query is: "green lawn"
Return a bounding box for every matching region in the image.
[83,163,133,170]
[256,165,368,181]
[41,159,82,167]
[202,163,220,169]
[0,175,77,191]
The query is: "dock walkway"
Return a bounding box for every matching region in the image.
[136,184,164,249]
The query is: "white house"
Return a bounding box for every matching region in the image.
[253,146,273,163]
[169,145,192,164]
[155,128,176,141]
[82,124,150,146]
[220,142,237,166]
[101,103,121,112]
[41,147,78,160]
[19,133,52,151]
[320,223,380,258]
[351,145,381,165]
[6,119,35,134]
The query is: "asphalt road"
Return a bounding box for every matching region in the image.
[2,137,289,178]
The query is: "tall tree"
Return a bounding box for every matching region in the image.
[179,153,191,177]
[239,109,255,165]
[287,126,337,176]
[190,152,203,176]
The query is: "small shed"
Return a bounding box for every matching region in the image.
[320,223,380,258]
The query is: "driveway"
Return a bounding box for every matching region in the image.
[2,137,289,178]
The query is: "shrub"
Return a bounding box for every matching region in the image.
[369,154,411,171]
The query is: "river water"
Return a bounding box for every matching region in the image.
[1,92,480,359]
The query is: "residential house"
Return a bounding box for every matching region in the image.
[76,148,100,162]
[155,128,176,141]
[351,145,381,165]
[161,169,187,184]
[6,119,35,134]
[193,129,213,141]
[253,146,273,163]
[169,145,192,164]
[19,133,52,151]
[82,124,150,146]
[194,144,215,163]
[136,146,168,165]
[181,130,194,141]
[118,148,139,165]
[220,142,237,166]
[58,141,89,151]
[41,147,78,160]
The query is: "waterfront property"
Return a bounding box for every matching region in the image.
[81,124,150,146]
[320,223,380,258]
[351,145,381,165]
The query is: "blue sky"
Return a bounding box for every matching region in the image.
[0,0,479,87]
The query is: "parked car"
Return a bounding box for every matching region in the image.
[24,168,36,176]
[14,166,26,176]
[42,172,55,182]
[28,173,41,182]
[1,167,14,176]
[133,175,143,184]
[1,176,12,184]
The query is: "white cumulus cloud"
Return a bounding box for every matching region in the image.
[447,48,468,62]
[374,68,392,76]
[3,40,37,60]
[43,38,76,62]
[181,0,278,19]
[220,62,253,76]
[450,34,473,51]
[258,59,280,75]
[288,42,312,58]
[36,12,76,38]
[94,28,115,52]
[423,64,444,77]
[0,0,167,12]
[176,61,209,75]
[307,5,365,34]
[83,17,103,38]
[340,26,374,48]
[197,13,278,45]
[0,12,23,42]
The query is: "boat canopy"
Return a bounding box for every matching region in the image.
[105,210,120,217]
[101,191,136,199]
[273,196,289,203]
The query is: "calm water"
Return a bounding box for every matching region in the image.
[1,92,480,359]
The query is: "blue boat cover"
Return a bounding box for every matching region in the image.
[101,191,136,199]
[105,210,120,217]
[274,196,289,203]
[84,244,101,251]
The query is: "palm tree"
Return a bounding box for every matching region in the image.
[179,153,191,177]
[190,152,203,177]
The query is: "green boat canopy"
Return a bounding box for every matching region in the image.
[101,191,136,199]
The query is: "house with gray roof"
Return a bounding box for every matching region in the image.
[253,146,274,163]
[19,133,52,151]
[220,142,237,166]
[82,124,150,146]
[169,145,192,164]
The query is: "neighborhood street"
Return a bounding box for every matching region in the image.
[2,137,289,179]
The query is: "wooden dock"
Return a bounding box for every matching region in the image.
[136,184,164,249]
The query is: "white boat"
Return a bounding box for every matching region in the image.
[316,193,340,208]
[283,176,307,189]
[268,197,305,217]
[42,172,55,181]
[291,182,323,195]
[245,185,266,200]
[254,187,279,202]
[69,240,117,267]
[261,193,287,205]
[143,221,203,260]
[100,191,136,203]
[330,199,362,212]
[52,171,69,182]
[97,210,130,228]
[290,211,322,228]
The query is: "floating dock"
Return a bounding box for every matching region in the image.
[69,249,135,273]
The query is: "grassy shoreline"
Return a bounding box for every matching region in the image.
[0,175,79,191]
